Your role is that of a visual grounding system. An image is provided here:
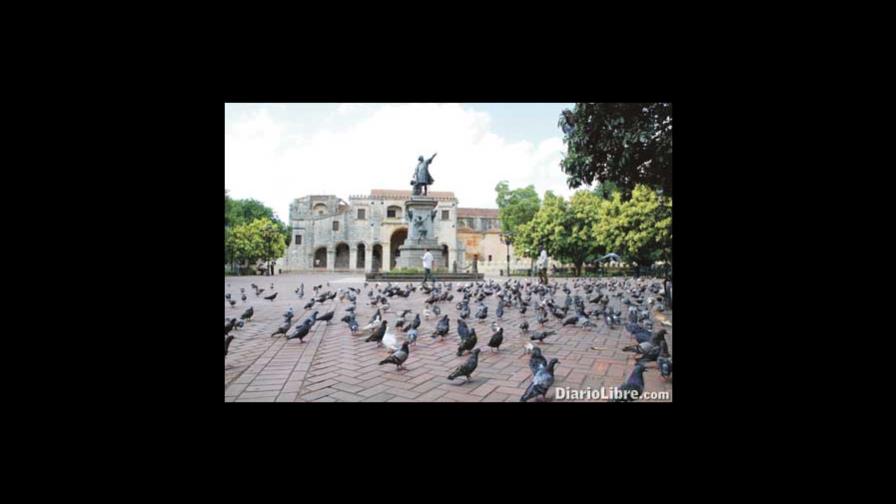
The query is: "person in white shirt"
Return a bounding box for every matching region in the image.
[422,249,435,285]
[537,246,549,284]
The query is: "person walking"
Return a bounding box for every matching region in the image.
[537,246,549,285]
[422,248,436,285]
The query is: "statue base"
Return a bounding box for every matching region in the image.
[396,241,443,271]
[397,196,443,270]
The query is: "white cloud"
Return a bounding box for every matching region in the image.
[224,103,576,222]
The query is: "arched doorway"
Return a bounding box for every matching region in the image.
[372,244,383,272]
[334,243,349,269]
[441,244,449,268]
[356,243,366,269]
[314,247,327,269]
[390,228,407,270]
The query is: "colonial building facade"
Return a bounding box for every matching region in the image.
[283,189,534,274]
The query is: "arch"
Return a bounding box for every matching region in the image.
[356,243,366,269]
[389,227,408,270]
[334,243,350,269]
[313,247,327,269]
[312,203,328,216]
[441,243,449,268]
[372,244,383,272]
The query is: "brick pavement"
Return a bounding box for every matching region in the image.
[225,273,672,402]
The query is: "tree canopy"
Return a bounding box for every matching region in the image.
[494,181,541,243]
[559,103,672,197]
[225,190,291,272]
[514,185,671,275]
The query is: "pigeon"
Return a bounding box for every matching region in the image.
[524,342,535,354]
[315,310,335,325]
[625,323,652,343]
[447,348,480,383]
[225,335,235,357]
[657,340,672,380]
[365,320,388,345]
[283,307,295,319]
[300,311,319,327]
[407,328,418,346]
[520,358,559,402]
[286,319,313,343]
[234,320,245,330]
[610,364,648,402]
[348,318,359,334]
[457,327,478,356]
[496,304,504,319]
[475,304,488,322]
[432,305,441,316]
[530,330,556,343]
[457,319,471,341]
[225,318,236,336]
[241,293,247,303]
[563,314,578,326]
[432,315,449,339]
[406,313,421,332]
[264,291,278,301]
[256,288,264,296]
[379,341,410,370]
[303,299,315,310]
[225,293,232,301]
[240,306,254,321]
[382,328,399,351]
[271,319,292,337]
[487,326,504,352]
[519,320,529,333]
[529,347,548,375]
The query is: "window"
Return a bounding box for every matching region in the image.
[387,208,396,218]
[333,221,339,231]
[357,209,366,220]
[295,235,302,245]
[488,255,492,262]
[442,210,449,220]
[387,206,402,219]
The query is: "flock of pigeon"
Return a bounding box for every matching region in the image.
[225,276,672,402]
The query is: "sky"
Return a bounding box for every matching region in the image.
[225,102,579,223]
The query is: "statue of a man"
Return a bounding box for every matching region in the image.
[411,153,437,196]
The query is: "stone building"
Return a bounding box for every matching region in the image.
[283,189,534,274]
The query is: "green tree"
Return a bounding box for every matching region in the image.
[559,103,673,197]
[225,193,292,268]
[494,181,541,275]
[228,218,287,275]
[514,190,603,276]
[515,191,566,261]
[564,191,605,276]
[594,185,672,275]
[592,180,620,200]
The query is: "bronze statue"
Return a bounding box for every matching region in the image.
[411,153,437,196]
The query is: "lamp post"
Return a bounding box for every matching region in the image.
[500,232,512,278]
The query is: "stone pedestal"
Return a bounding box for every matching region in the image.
[397,196,443,270]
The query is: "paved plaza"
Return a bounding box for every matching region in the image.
[225,273,673,402]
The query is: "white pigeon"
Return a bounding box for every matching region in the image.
[382,329,399,351]
[423,305,433,319]
[524,342,535,354]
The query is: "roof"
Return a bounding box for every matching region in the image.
[457,208,500,218]
[366,189,457,200]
